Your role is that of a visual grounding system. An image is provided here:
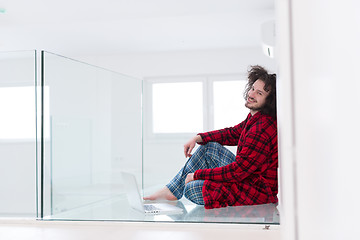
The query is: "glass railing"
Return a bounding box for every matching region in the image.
[0,50,279,225]
[39,51,143,220]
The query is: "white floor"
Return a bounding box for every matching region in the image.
[0,219,281,240]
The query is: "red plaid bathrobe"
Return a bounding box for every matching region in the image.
[194,112,278,209]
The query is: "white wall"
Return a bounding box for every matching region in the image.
[71,47,276,78]
[277,0,360,239]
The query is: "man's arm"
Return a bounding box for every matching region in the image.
[194,119,277,183]
[197,115,250,147]
[194,134,269,183]
[184,117,249,158]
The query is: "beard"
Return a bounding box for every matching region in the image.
[245,102,263,111]
[245,97,265,112]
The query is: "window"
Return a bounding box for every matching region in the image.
[152,82,203,133]
[213,80,248,129]
[144,75,248,138]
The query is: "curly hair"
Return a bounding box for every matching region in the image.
[243,65,277,118]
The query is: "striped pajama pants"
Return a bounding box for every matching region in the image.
[166,142,236,205]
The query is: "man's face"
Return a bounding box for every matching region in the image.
[245,79,270,115]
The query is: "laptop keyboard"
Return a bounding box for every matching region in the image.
[144,204,161,212]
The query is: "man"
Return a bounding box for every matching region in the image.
[144,65,278,209]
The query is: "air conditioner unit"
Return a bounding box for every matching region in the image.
[261,20,275,58]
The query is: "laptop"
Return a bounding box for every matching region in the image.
[121,172,184,215]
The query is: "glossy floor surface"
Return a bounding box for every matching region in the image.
[44,194,280,224]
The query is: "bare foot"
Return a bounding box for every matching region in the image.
[143,187,178,201]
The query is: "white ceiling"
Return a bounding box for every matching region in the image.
[0,0,274,55]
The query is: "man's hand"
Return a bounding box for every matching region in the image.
[184,135,203,158]
[185,173,194,185]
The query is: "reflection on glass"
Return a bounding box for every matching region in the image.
[152,82,203,133]
[213,80,248,129]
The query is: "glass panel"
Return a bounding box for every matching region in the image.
[0,50,37,217]
[39,52,279,225]
[213,80,248,129]
[41,51,142,220]
[152,82,203,133]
